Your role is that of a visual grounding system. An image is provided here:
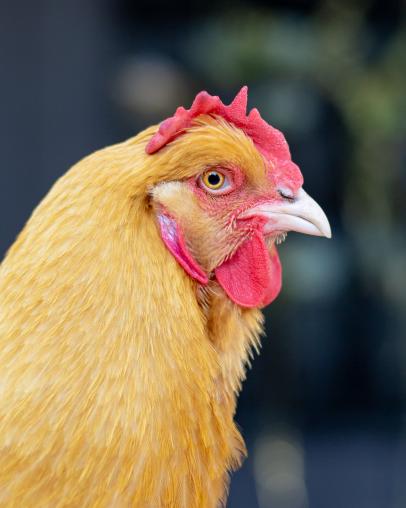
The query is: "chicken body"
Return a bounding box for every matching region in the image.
[0,89,330,506]
[0,124,263,507]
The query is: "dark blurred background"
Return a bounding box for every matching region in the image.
[1,0,405,506]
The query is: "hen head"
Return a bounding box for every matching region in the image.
[147,87,331,308]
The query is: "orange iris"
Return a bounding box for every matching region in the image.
[201,170,225,190]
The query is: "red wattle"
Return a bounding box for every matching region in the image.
[215,231,282,308]
[158,212,282,308]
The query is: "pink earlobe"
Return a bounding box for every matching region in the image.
[157,214,208,285]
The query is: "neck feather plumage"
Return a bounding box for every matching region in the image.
[0,135,263,507]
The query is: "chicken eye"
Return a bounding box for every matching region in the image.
[200,170,229,193]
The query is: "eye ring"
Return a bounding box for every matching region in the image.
[199,169,232,194]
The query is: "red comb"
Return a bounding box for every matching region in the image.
[145,86,291,162]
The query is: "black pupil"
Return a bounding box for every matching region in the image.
[208,172,221,186]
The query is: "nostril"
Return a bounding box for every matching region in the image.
[277,187,295,201]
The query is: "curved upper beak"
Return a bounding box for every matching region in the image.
[241,188,331,238]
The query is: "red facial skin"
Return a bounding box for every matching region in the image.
[189,161,303,232]
[176,162,303,308]
[157,162,303,309]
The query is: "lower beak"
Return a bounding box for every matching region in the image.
[242,188,331,238]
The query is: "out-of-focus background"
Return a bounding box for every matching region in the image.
[1,0,405,506]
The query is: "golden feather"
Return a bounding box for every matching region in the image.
[0,119,264,507]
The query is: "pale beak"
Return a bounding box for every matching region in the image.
[241,188,332,238]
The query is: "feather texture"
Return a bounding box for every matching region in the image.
[0,120,265,507]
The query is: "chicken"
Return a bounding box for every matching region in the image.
[0,86,330,507]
